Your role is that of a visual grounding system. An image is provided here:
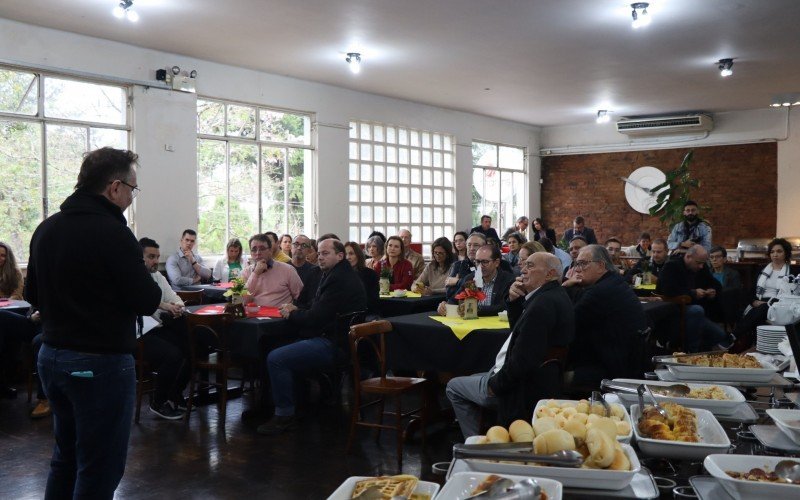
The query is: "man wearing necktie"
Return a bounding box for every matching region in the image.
[446,252,575,437]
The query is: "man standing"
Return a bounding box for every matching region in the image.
[470,215,501,246]
[656,245,729,352]
[242,234,303,307]
[165,229,212,286]
[289,234,322,308]
[398,229,425,279]
[667,200,712,253]
[438,245,515,317]
[258,239,366,435]
[563,216,598,245]
[501,216,529,242]
[446,252,574,437]
[26,147,161,499]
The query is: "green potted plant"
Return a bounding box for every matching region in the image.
[648,150,709,228]
[223,277,249,305]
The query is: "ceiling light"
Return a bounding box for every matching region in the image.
[113,0,138,22]
[770,103,782,108]
[631,3,651,29]
[596,110,611,124]
[346,53,361,74]
[718,58,733,77]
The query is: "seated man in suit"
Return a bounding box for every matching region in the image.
[564,244,648,388]
[656,244,730,352]
[470,215,501,246]
[438,245,515,317]
[258,238,367,435]
[446,252,574,437]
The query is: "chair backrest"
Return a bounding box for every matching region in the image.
[176,289,204,306]
[349,320,393,384]
[185,312,234,360]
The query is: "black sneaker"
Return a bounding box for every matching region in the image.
[150,401,184,420]
[256,415,297,435]
[169,400,188,412]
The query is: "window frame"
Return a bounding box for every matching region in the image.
[471,140,528,234]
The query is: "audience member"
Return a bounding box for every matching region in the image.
[501,216,529,242]
[605,237,626,273]
[626,238,669,284]
[166,229,212,286]
[139,237,190,420]
[374,236,415,291]
[446,252,574,436]
[632,232,652,259]
[344,241,379,318]
[364,234,385,271]
[242,234,303,307]
[307,239,319,265]
[562,236,588,281]
[0,308,38,399]
[656,245,729,352]
[515,241,546,275]
[667,200,712,253]
[531,217,557,243]
[212,238,245,282]
[367,231,387,244]
[398,228,425,279]
[708,245,744,330]
[564,245,648,386]
[503,232,526,268]
[452,231,468,261]
[563,216,597,245]
[413,237,453,295]
[260,239,366,435]
[265,231,291,263]
[446,232,486,300]
[318,232,341,241]
[539,237,570,272]
[0,241,24,299]
[279,234,293,257]
[439,245,515,317]
[290,234,322,309]
[470,215,501,246]
[730,238,793,352]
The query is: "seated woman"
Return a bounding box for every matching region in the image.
[212,238,246,282]
[0,241,24,299]
[279,234,293,258]
[731,238,794,352]
[514,241,546,275]
[344,241,379,318]
[374,236,414,291]
[531,217,556,243]
[413,237,454,295]
[452,231,468,261]
[503,232,526,268]
[363,234,385,271]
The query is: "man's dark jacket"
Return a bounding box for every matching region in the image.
[448,269,516,316]
[446,259,513,301]
[656,258,721,305]
[25,190,161,354]
[569,271,648,380]
[288,258,367,345]
[488,280,575,425]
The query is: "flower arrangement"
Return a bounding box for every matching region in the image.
[454,280,486,301]
[223,277,248,299]
[380,266,393,281]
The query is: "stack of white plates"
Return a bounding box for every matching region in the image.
[756,325,787,354]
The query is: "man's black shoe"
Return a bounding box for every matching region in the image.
[150,401,184,420]
[256,415,297,435]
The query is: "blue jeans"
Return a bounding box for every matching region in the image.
[266,337,336,417]
[685,305,727,352]
[38,344,136,500]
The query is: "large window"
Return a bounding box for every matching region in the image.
[472,141,526,233]
[196,99,312,255]
[0,67,130,262]
[348,120,456,257]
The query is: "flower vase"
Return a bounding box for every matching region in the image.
[231,294,243,305]
[642,272,653,286]
[460,297,478,320]
[379,278,391,295]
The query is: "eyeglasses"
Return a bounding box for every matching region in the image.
[250,246,269,253]
[573,260,598,270]
[474,259,496,265]
[291,242,310,248]
[110,179,140,198]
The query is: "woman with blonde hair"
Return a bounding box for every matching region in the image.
[213,238,246,282]
[0,242,23,299]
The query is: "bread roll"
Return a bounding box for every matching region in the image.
[615,420,632,436]
[570,413,589,425]
[486,426,510,443]
[586,413,600,426]
[590,403,606,416]
[559,401,576,409]
[563,417,587,443]
[554,414,568,429]
[533,429,576,455]
[475,435,490,445]
[508,420,534,443]
[561,406,577,418]
[608,443,631,471]
[575,400,590,414]
[545,399,560,408]
[533,416,557,436]
[588,416,618,440]
[585,428,615,468]
[535,406,556,418]
[610,404,625,420]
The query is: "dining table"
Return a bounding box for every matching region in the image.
[377,292,444,318]
[0,298,31,315]
[180,283,232,303]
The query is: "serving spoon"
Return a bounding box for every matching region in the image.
[600,379,690,398]
[776,459,800,484]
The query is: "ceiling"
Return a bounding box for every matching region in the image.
[2,0,799,127]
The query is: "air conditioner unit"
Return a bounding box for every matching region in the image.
[616,114,713,136]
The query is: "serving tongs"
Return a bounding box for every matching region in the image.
[601,379,690,398]
[452,443,584,467]
[636,383,669,420]
[590,390,611,417]
[651,349,729,366]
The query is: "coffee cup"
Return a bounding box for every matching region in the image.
[445,304,459,318]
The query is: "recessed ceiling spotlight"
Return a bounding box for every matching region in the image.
[596,110,612,124]
[717,58,734,77]
[346,53,361,74]
[113,0,138,22]
[631,3,651,29]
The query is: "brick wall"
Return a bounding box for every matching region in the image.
[540,143,777,248]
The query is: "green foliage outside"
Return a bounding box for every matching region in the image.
[648,150,710,228]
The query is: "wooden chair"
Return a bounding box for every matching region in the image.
[346,320,427,470]
[316,310,366,405]
[176,289,204,306]
[184,312,236,425]
[653,294,692,351]
[134,338,156,423]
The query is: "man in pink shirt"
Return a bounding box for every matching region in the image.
[242,234,303,307]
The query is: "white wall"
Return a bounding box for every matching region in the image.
[540,107,798,236]
[0,18,541,252]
